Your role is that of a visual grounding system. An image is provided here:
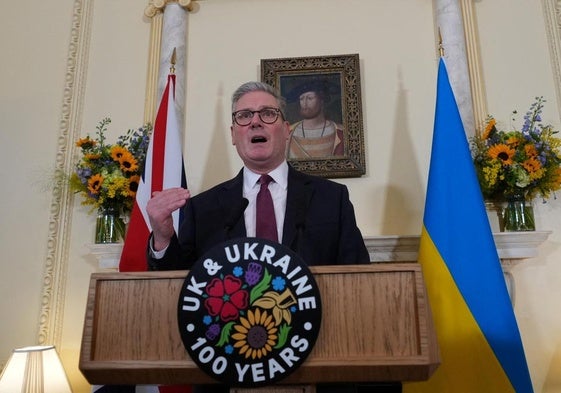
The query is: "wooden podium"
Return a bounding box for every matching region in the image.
[79,263,439,386]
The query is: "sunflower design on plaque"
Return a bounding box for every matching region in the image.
[178,238,322,388]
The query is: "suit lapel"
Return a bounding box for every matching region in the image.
[218,169,247,239]
[217,166,313,246]
[283,166,313,248]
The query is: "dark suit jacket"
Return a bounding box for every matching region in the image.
[148,165,369,270]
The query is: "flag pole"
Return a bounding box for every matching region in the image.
[438,28,445,57]
[170,47,177,74]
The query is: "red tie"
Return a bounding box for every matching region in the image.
[256,174,278,242]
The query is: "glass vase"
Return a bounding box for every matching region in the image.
[502,192,535,232]
[95,207,126,244]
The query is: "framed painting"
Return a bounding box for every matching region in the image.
[261,53,365,178]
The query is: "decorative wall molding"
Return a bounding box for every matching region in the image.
[39,0,94,346]
[88,233,550,272]
[143,10,163,124]
[365,231,551,262]
[87,232,548,311]
[365,231,550,305]
[145,0,198,17]
[460,0,489,134]
[542,0,561,122]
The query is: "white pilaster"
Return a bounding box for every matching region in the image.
[434,0,476,136]
[159,3,187,134]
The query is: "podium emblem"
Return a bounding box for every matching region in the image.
[178,238,322,387]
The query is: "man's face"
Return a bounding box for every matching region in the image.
[299,91,323,119]
[230,91,291,174]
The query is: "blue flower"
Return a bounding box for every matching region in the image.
[233,266,243,277]
[203,315,212,325]
[272,276,286,291]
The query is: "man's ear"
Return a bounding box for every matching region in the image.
[285,121,292,139]
[230,125,236,145]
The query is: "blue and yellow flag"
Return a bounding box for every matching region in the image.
[404,59,534,393]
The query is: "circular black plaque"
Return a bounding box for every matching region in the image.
[177,238,322,388]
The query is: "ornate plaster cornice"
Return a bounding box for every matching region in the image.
[143,0,192,123]
[145,0,199,18]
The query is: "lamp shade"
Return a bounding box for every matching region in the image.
[0,345,72,393]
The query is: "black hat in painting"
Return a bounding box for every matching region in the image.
[285,76,340,103]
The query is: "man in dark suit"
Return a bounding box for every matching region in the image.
[146,81,400,393]
[147,164,368,269]
[146,81,369,270]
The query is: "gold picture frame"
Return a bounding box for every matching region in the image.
[261,53,366,178]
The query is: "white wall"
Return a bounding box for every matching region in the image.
[1,1,560,392]
[0,0,75,378]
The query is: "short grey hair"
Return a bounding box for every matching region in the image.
[231,81,286,119]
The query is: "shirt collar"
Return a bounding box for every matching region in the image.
[243,161,289,190]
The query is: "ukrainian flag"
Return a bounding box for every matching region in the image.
[404,59,534,393]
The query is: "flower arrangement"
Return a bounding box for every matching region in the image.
[471,97,561,202]
[69,118,151,217]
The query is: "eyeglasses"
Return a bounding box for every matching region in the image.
[232,107,282,126]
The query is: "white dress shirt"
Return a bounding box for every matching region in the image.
[242,161,289,242]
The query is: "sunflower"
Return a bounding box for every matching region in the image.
[522,157,542,175]
[117,150,139,173]
[76,137,96,149]
[524,144,538,157]
[506,135,522,148]
[231,308,278,360]
[482,117,496,140]
[85,153,101,161]
[488,144,515,165]
[128,175,140,197]
[87,174,104,194]
[110,145,128,162]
